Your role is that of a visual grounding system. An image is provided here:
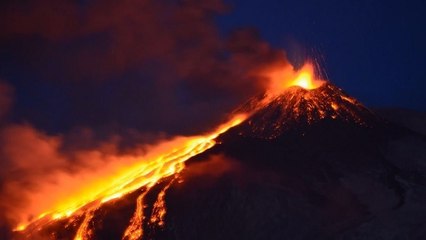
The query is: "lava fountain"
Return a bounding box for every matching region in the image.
[289,63,325,90]
[266,61,325,97]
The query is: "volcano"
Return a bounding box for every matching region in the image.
[11,79,426,240]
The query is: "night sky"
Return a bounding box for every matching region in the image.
[0,0,425,139]
[218,0,426,110]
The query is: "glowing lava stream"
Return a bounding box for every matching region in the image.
[15,114,247,240]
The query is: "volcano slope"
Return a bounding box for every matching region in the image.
[10,83,426,240]
[156,83,426,240]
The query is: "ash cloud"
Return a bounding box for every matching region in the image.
[0,81,13,122]
[0,0,288,136]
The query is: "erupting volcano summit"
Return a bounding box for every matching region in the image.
[237,62,376,139]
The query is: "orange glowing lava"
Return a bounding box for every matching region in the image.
[14,114,247,239]
[266,61,325,96]
[289,63,324,90]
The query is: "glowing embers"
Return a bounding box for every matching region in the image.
[289,63,325,90]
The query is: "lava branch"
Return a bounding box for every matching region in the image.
[122,189,151,240]
[122,174,180,240]
[74,207,97,240]
[149,175,180,228]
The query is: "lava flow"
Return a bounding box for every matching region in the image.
[14,114,247,240]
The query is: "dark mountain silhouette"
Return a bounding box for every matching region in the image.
[11,83,426,240]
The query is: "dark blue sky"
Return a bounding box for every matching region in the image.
[218,0,426,110]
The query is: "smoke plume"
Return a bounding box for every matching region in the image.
[0,0,289,135]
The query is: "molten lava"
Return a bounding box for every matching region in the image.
[290,63,324,90]
[14,114,247,240]
[266,61,325,97]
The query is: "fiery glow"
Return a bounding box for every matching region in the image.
[149,176,178,227]
[266,61,325,96]
[122,189,150,240]
[74,209,96,240]
[14,114,247,239]
[289,63,324,90]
